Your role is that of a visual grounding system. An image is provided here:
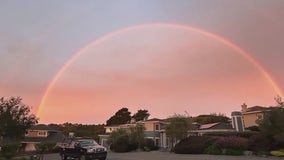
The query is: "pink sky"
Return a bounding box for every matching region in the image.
[1,1,284,124]
[38,25,280,124]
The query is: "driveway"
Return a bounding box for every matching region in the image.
[28,151,283,160]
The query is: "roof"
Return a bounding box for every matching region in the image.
[105,125,120,128]
[22,132,67,143]
[231,111,242,116]
[29,124,58,131]
[199,122,220,130]
[245,106,269,112]
[199,122,233,130]
[144,118,164,122]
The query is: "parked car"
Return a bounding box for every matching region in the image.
[60,139,107,160]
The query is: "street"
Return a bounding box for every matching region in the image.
[31,151,283,160]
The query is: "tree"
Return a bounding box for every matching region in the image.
[108,128,132,152]
[108,124,146,152]
[108,128,128,146]
[274,95,284,107]
[106,108,131,126]
[132,109,150,122]
[165,114,193,149]
[49,123,105,142]
[258,107,284,148]
[193,113,230,125]
[129,124,145,149]
[0,97,38,143]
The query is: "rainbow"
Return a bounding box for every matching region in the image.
[36,23,283,116]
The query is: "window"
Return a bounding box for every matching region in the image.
[257,114,263,120]
[155,124,160,131]
[38,131,47,137]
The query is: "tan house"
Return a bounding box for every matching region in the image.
[138,118,168,148]
[21,124,66,151]
[241,103,271,128]
[99,118,169,148]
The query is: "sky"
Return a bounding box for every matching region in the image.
[0,0,284,124]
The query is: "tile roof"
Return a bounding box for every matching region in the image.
[144,118,164,122]
[29,124,57,131]
[245,106,269,112]
[199,122,220,130]
[22,132,66,143]
[199,122,233,130]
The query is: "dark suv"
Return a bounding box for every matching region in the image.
[60,139,107,160]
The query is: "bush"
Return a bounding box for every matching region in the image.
[35,142,57,154]
[270,150,284,157]
[110,135,138,152]
[204,131,257,138]
[246,126,260,132]
[142,139,158,151]
[173,136,215,154]
[215,136,248,150]
[0,144,19,160]
[248,134,271,152]
[205,144,221,155]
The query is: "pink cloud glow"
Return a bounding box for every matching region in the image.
[38,25,280,124]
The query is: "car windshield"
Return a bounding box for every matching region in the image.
[78,140,98,147]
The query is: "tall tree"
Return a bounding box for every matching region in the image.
[0,97,38,143]
[132,109,150,122]
[258,107,284,147]
[106,108,131,126]
[165,114,193,149]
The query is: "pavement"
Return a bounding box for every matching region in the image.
[22,151,284,160]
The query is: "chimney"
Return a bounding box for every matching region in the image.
[241,103,247,112]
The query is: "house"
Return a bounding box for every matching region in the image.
[241,103,271,128]
[99,118,169,148]
[21,124,66,152]
[138,118,168,148]
[99,116,241,150]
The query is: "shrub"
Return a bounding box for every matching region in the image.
[204,131,257,138]
[205,144,221,155]
[246,126,260,132]
[35,142,56,154]
[110,135,138,152]
[0,144,19,160]
[215,136,248,150]
[248,134,271,152]
[270,150,284,157]
[142,139,158,151]
[173,136,215,154]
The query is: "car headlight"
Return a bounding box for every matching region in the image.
[87,148,94,153]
